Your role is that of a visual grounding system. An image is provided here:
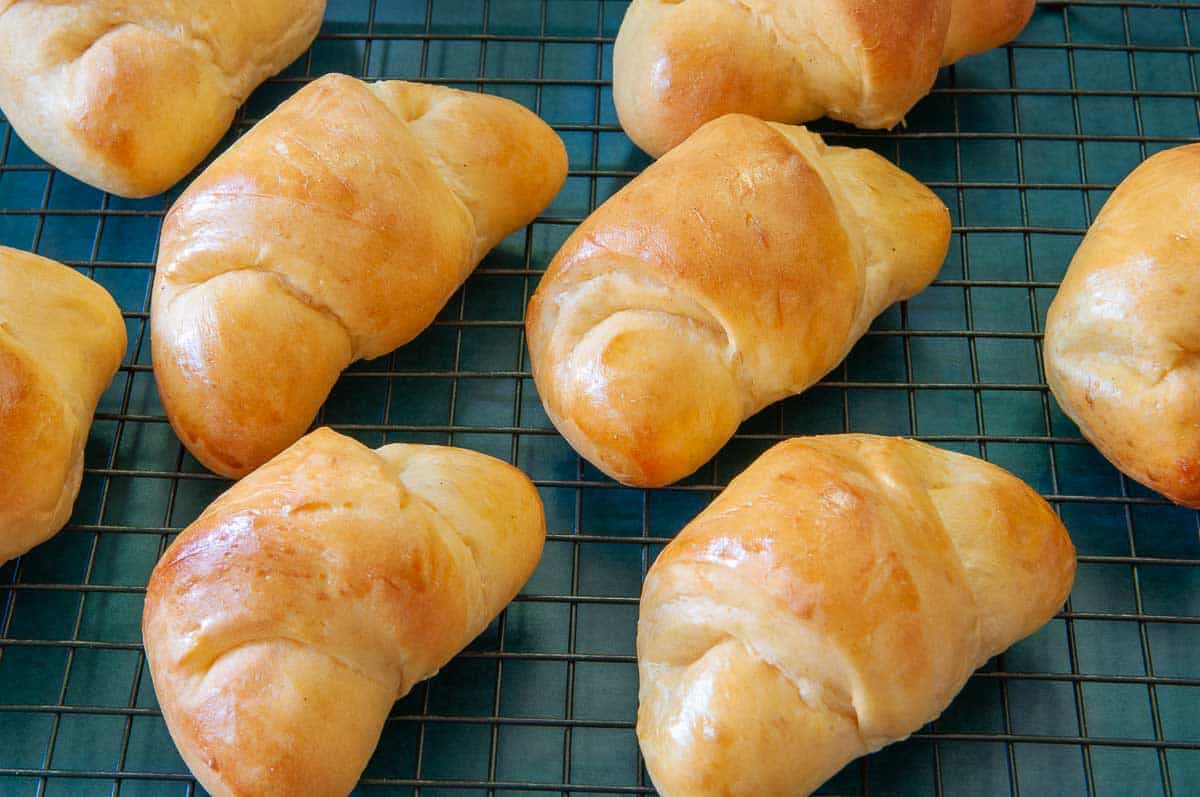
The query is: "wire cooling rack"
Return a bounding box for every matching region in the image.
[1,1,1198,795]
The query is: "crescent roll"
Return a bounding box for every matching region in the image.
[637,434,1076,797]
[152,73,567,478]
[613,0,1035,157]
[526,114,950,487]
[142,427,546,797]
[1044,144,1200,508]
[0,0,326,198]
[1,246,126,563]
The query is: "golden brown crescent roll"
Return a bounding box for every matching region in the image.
[142,427,546,797]
[1044,144,1200,508]
[526,115,950,488]
[0,1,326,197]
[0,246,126,563]
[152,73,567,478]
[637,434,1076,797]
[613,0,1035,157]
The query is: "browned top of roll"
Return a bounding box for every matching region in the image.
[143,428,545,797]
[152,74,566,477]
[527,115,949,486]
[0,0,327,196]
[638,434,1075,797]
[613,0,1034,157]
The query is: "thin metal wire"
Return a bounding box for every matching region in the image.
[997,42,1028,793]
[410,3,436,794]
[1045,6,1100,792]
[0,2,1197,796]
[1118,6,1173,793]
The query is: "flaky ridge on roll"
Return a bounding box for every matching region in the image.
[637,434,1076,797]
[142,428,546,797]
[613,0,1035,157]
[152,73,567,478]
[0,246,126,563]
[526,114,950,487]
[0,1,327,197]
[1044,144,1200,508]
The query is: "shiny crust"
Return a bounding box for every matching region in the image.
[525,115,949,487]
[142,427,546,797]
[637,434,1076,797]
[0,246,126,562]
[0,0,326,197]
[612,0,1034,157]
[152,74,567,478]
[1044,144,1200,508]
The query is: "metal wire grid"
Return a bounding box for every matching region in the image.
[0,0,1197,795]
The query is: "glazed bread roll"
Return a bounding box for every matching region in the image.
[526,115,950,487]
[0,1,326,197]
[614,0,1035,157]
[152,73,567,478]
[143,427,546,797]
[638,434,1076,797]
[0,246,126,563]
[1044,144,1200,508]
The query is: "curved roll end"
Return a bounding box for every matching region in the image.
[0,15,233,197]
[152,272,352,478]
[61,25,233,197]
[529,297,744,487]
[373,81,569,256]
[374,441,548,619]
[638,639,863,797]
[942,0,1036,65]
[1045,332,1200,509]
[771,125,951,329]
[0,2,327,198]
[1043,143,1200,509]
[819,143,951,300]
[0,246,126,562]
[0,347,81,563]
[904,441,1076,648]
[613,1,814,158]
[153,640,394,797]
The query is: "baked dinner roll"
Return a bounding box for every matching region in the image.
[613,0,1035,157]
[143,427,546,797]
[526,115,950,487]
[637,434,1076,797]
[0,246,126,563]
[0,1,326,197]
[152,73,567,478]
[1044,144,1200,508]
